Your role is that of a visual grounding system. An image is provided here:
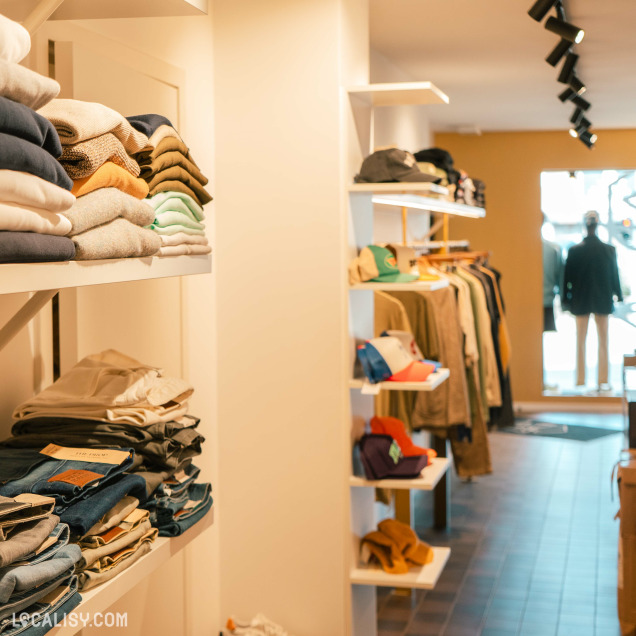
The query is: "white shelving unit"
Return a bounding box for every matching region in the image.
[350,279,448,291]
[52,511,214,636]
[350,547,451,590]
[350,458,450,491]
[349,368,450,392]
[0,2,215,629]
[345,81,460,636]
[0,0,207,22]
[0,255,211,295]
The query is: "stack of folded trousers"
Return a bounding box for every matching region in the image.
[37,99,161,260]
[127,115,212,256]
[0,491,81,635]
[0,13,76,264]
[2,349,213,547]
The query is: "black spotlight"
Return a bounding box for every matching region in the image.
[558,52,578,83]
[546,38,571,67]
[576,117,592,133]
[528,0,560,21]
[570,107,584,125]
[579,130,597,148]
[571,94,591,110]
[545,16,585,43]
[569,75,586,94]
[558,87,576,102]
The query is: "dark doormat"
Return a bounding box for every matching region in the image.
[497,419,623,441]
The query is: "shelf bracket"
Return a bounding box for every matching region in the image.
[23,0,65,35]
[0,289,58,353]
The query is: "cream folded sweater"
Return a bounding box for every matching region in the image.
[0,170,75,213]
[38,99,149,153]
[0,59,60,110]
[0,14,30,64]
[0,201,71,236]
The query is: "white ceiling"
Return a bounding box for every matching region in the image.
[369,0,636,133]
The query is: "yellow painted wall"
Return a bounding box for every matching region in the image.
[434,129,636,404]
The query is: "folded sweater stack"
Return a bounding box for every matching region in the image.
[38,99,161,260]
[127,115,212,257]
[0,13,76,264]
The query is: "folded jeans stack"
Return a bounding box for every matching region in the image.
[0,492,81,635]
[3,349,212,544]
[0,13,76,264]
[127,114,212,257]
[76,507,157,591]
[37,99,161,260]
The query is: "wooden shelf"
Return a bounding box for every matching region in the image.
[349,368,450,392]
[349,279,448,291]
[349,183,449,196]
[350,458,450,491]
[0,255,211,295]
[0,0,207,21]
[347,82,449,107]
[52,510,213,636]
[350,546,450,589]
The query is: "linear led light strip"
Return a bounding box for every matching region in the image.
[371,195,485,218]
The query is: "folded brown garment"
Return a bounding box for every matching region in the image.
[147,166,212,205]
[148,136,199,167]
[60,133,140,179]
[140,150,207,185]
[149,181,211,207]
[72,218,161,260]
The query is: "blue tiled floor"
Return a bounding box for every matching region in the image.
[376,414,624,636]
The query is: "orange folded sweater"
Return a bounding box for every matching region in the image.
[72,162,149,199]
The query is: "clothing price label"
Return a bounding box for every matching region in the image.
[360,381,381,395]
[47,469,104,487]
[39,444,130,465]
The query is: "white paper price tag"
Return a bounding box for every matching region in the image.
[360,381,381,395]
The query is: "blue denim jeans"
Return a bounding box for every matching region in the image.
[145,482,212,537]
[60,473,147,538]
[0,570,74,625]
[154,463,200,497]
[1,577,80,636]
[0,544,81,604]
[0,449,134,510]
[19,524,69,566]
[0,451,51,483]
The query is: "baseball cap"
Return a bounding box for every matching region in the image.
[584,210,600,226]
[350,245,418,284]
[357,336,436,384]
[358,434,429,480]
[354,148,441,184]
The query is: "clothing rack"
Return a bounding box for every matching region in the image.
[423,250,490,263]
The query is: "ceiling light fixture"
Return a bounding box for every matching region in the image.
[571,94,591,110]
[579,130,597,148]
[569,107,584,125]
[569,127,580,138]
[569,75,586,94]
[575,117,592,133]
[558,87,576,102]
[545,16,585,43]
[546,38,571,66]
[528,0,560,22]
[557,52,578,83]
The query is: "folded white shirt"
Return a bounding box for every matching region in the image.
[0,170,75,213]
[0,14,30,64]
[159,233,209,247]
[158,244,211,257]
[0,201,72,236]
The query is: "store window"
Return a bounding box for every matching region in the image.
[541,169,636,396]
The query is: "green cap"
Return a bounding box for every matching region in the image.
[366,245,418,283]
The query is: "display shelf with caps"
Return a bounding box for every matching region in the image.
[350,457,450,491]
[347,82,449,107]
[349,368,450,393]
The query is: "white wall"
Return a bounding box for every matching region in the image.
[214,0,366,633]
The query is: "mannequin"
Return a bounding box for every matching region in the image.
[563,210,622,391]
